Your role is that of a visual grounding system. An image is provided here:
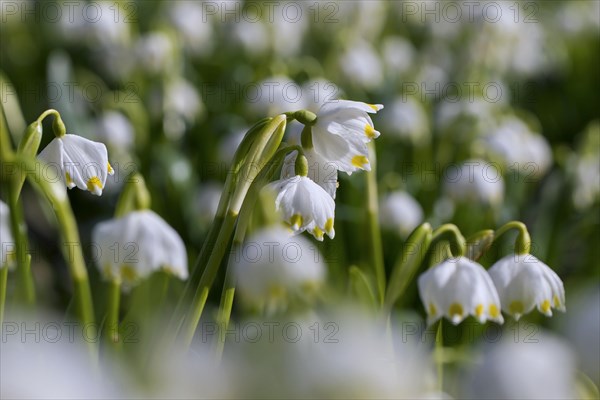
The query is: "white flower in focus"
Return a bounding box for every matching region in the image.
[312,100,383,174]
[443,159,504,207]
[233,227,325,309]
[92,210,188,288]
[38,134,114,196]
[418,257,504,325]
[465,331,577,399]
[281,149,338,199]
[0,201,15,270]
[264,176,335,241]
[488,254,566,320]
[379,191,424,238]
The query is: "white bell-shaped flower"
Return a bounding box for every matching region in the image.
[488,254,566,320]
[312,100,383,174]
[264,176,335,241]
[0,200,15,269]
[418,257,504,325]
[233,227,326,308]
[92,210,188,288]
[281,149,338,199]
[38,134,114,196]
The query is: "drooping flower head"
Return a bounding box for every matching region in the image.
[38,134,114,196]
[418,257,504,325]
[264,175,335,241]
[488,254,566,320]
[311,100,383,174]
[92,210,188,288]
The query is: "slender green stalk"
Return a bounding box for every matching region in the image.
[1,104,36,306]
[179,210,238,348]
[14,156,96,360]
[104,279,121,346]
[365,142,386,306]
[493,221,531,255]
[431,224,466,258]
[7,184,35,305]
[435,321,444,392]
[214,268,235,362]
[0,267,8,326]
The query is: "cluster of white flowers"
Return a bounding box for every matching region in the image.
[418,254,565,326]
[265,100,383,241]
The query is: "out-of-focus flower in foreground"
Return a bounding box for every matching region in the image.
[418,257,504,325]
[0,200,15,269]
[38,134,114,196]
[92,210,188,288]
[464,330,577,399]
[488,254,566,320]
[233,227,325,311]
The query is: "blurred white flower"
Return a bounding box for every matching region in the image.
[265,175,335,241]
[164,78,204,140]
[219,126,247,165]
[1,314,126,399]
[381,96,430,146]
[382,36,415,75]
[269,7,309,57]
[247,76,306,117]
[557,0,600,36]
[0,200,15,269]
[435,98,497,132]
[300,79,340,112]
[339,41,383,90]
[233,227,325,309]
[229,20,270,57]
[168,1,214,56]
[194,181,223,226]
[483,116,552,177]
[569,123,600,210]
[225,309,436,398]
[379,191,424,238]
[95,110,135,151]
[562,285,600,386]
[312,100,384,174]
[38,134,114,196]
[418,257,504,325]
[464,330,577,399]
[92,210,188,288]
[443,159,504,207]
[488,254,566,320]
[135,32,175,75]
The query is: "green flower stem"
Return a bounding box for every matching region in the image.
[366,142,385,306]
[435,321,444,392]
[493,221,531,255]
[104,279,121,347]
[35,108,66,137]
[1,105,35,306]
[114,173,151,217]
[214,268,235,362]
[7,182,36,306]
[0,267,8,326]
[14,156,96,360]
[179,210,238,348]
[431,224,466,259]
[384,223,433,311]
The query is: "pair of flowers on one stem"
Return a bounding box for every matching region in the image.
[418,225,565,326]
[266,100,383,241]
